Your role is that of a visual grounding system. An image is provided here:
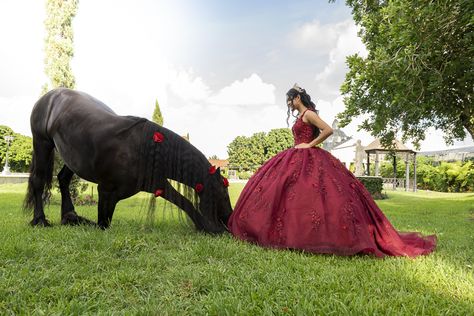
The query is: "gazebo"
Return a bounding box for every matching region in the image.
[364,138,417,191]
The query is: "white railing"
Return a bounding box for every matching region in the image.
[382,178,414,190]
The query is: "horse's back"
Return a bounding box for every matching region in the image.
[30,88,147,186]
[31,88,117,138]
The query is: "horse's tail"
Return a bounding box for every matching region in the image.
[23,146,55,213]
[23,90,58,213]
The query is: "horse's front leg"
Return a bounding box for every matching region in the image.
[58,165,95,226]
[162,181,206,231]
[97,186,118,229]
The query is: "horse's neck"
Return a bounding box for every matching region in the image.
[147,142,206,192]
[163,144,207,188]
[139,122,209,192]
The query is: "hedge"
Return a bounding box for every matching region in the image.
[356,176,384,199]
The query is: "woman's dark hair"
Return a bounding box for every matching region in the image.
[286,86,320,139]
[286,86,318,126]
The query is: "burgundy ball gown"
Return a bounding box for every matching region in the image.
[228,113,436,257]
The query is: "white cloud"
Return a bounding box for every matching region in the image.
[163,71,281,158]
[168,68,211,103]
[291,19,354,56]
[209,73,276,106]
[313,21,367,99]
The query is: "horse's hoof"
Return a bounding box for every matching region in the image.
[97,220,110,230]
[98,224,108,230]
[61,211,95,226]
[30,217,51,227]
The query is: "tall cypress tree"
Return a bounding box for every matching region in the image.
[152,99,164,126]
[42,0,78,94]
[41,0,85,201]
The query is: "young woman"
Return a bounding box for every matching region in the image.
[227,84,436,257]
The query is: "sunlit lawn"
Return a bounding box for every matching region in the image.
[0,183,473,315]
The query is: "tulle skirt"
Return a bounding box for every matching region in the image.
[228,147,436,257]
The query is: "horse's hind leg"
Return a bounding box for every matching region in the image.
[58,165,95,226]
[27,138,54,226]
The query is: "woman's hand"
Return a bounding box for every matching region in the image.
[295,143,312,149]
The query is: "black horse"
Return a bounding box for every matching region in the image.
[23,88,232,233]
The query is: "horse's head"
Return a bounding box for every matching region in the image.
[197,166,233,234]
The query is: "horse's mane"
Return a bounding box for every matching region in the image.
[139,121,210,227]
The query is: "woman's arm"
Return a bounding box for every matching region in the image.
[296,111,333,148]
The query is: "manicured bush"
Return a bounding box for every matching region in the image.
[237,171,253,180]
[356,176,384,199]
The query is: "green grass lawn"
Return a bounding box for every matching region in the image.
[0,183,473,315]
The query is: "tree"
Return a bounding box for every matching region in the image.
[152,99,164,126]
[248,132,267,167]
[8,134,33,172]
[42,0,78,94]
[0,126,33,173]
[41,0,85,200]
[264,128,293,159]
[336,0,473,148]
[228,135,254,170]
[228,128,293,171]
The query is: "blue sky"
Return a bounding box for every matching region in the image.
[0,0,471,158]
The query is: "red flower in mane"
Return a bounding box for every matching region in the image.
[209,165,217,175]
[195,183,204,193]
[223,177,229,187]
[153,132,164,143]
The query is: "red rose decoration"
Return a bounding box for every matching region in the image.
[209,165,217,175]
[154,189,164,197]
[223,177,229,187]
[153,132,164,143]
[195,183,204,193]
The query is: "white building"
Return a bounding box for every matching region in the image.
[329,139,359,169]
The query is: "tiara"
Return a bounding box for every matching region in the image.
[293,83,304,93]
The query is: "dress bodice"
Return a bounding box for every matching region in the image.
[292,110,319,145]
